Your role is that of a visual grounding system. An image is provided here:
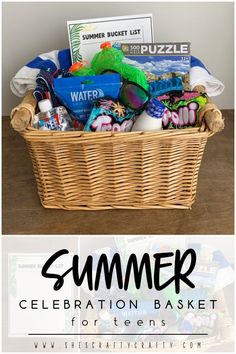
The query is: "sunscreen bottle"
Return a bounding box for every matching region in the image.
[132,98,165,131]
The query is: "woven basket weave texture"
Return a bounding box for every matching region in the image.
[21,128,210,210]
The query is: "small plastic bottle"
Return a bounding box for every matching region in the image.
[38,99,53,113]
[132,98,165,131]
[34,99,73,131]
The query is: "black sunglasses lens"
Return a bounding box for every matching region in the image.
[120,83,149,110]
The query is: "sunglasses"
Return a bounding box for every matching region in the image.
[101,69,151,112]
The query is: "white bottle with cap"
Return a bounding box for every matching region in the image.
[132,98,165,131]
[34,99,72,130]
[38,99,53,113]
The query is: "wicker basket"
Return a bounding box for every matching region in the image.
[19,126,213,210]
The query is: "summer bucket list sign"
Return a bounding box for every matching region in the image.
[67,14,154,63]
[2,236,234,352]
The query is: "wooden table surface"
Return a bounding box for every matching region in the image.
[3,111,234,235]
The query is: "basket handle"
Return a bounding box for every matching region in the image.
[10,90,37,132]
[193,85,224,134]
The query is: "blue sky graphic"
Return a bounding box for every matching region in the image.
[123,55,190,76]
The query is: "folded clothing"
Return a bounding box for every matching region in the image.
[190,66,225,97]
[190,55,225,96]
[10,50,224,98]
[10,49,71,97]
[34,69,60,107]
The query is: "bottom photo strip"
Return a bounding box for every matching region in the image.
[2,235,235,352]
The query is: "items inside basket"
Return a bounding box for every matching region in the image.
[10,16,225,134]
[31,42,211,133]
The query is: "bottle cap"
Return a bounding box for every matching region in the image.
[146,98,165,119]
[69,62,84,73]
[38,99,53,113]
[100,41,112,49]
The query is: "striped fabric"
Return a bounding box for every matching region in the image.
[10,49,71,97]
